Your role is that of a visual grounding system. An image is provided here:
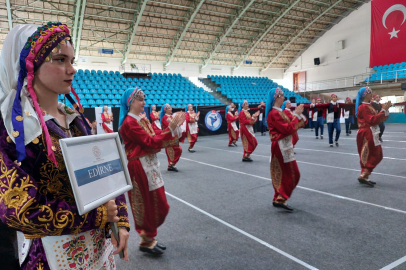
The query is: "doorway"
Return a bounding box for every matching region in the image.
[293,71,306,92]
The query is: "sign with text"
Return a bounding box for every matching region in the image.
[98,48,114,54]
[60,133,132,215]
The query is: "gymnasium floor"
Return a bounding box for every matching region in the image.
[116,123,406,270]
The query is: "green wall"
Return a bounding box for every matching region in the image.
[387,113,406,123]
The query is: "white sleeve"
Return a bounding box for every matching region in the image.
[381,109,389,116]
[169,125,183,138]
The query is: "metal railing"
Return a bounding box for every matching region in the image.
[294,69,406,92]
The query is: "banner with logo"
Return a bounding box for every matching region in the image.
[197,105,228,136]
[370,0,406,67]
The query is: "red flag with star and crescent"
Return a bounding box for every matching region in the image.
[370,0,406,67]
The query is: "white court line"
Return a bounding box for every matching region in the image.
[175,155,406,215]
[166,192,319,270]
[294,137,406,150]
[380,255,406,270]
[293,137,406,150]
[197,139,406,161]
[299,135,406,143]
[382,146,406,150]
[194,145,406,180]
[302,130,406,137]
[296,140,406,151]
[199,136,406,151]
[293,148,406,161]
[245,139,406,161]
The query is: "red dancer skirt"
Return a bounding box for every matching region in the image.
[270,141,300,202]
[127,158,169,240]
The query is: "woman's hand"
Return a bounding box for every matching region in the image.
[169,112,186,130]
[111,228,129,261]
[382,101,392,111]
[294,104,304,115]
[104,200,119,223]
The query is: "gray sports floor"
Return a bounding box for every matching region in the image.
[114,123,406,270]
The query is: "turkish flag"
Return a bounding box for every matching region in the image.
[370,0,406,67]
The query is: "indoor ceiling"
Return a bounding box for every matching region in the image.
[0,0,369,72]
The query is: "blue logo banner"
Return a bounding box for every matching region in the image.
[205,111,222,131]
[74,159,123,187]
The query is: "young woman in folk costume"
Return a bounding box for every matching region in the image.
[238,100,260,162]
[355,87,391,187]
[281,100,308,146]
[119,89,185,254]
[150,105,162,132]
[101,105,114,133]
[161,104,185,172]
[265,88,306,211]
[185,104,200,153]
[0,23,130,269]
[225,103,239,147]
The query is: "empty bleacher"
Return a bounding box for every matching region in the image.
[368,62,406,82]
[205,75,310,105]
[62,69,223,108]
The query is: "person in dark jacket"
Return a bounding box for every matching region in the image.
[372,95,385,142]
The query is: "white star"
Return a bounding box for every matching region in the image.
[389,27,400,39]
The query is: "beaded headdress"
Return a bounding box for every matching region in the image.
[118,87,143,129]
[274,87,283,98]
[126,87,143,106]
[185,103,192,112]
[355,87,372,116]
[160,103,171,125]
[12,22,89,166]
[264,87,283,125]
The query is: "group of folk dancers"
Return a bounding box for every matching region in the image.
[309,94,386,143]
[222,89,390,210]
[0,22,392,269]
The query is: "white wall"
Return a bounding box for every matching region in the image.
[75,56,284,80]
[280,2,371,86]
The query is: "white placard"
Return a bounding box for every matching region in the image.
[78,56,89,63]
[312,111,318,121]
[327,112,334,123]
[95,106,112,134]
[59,133,132,215]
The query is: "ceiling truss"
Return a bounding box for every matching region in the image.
[0,0,370,71]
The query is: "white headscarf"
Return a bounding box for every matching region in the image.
[0,24,42,145]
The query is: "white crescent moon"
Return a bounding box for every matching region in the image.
[382,4,406,29]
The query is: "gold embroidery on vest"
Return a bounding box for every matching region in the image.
[271,156,282,191]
